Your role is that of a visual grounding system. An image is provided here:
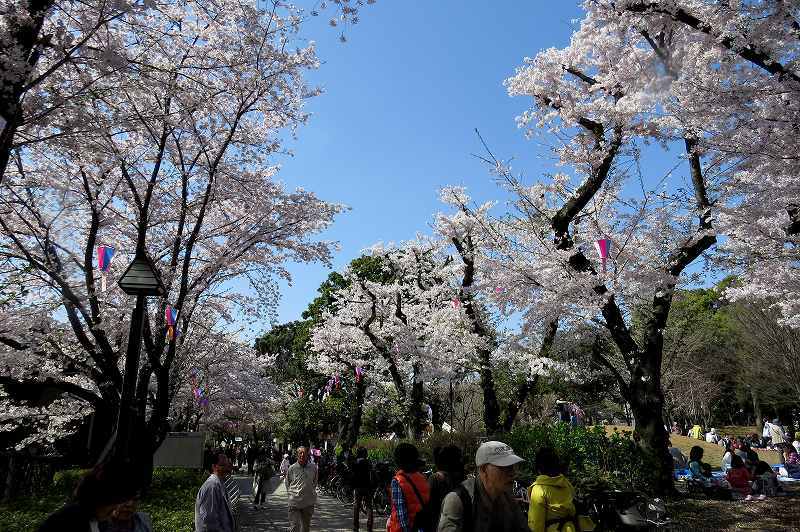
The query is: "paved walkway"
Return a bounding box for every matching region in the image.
[236,475,383,532]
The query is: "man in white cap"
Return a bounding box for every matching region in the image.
[437,441,528,532]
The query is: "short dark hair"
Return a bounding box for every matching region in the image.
[204,448,227,472]
[74,461,139,509]
[731,455,745,468]
[394,443,419,472]
[535,446,562,477]
[689,446,704,462]
[434,445,463,473]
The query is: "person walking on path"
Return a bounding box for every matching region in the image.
[280,453,291,478]
[387,443,430,532]
[437,441,528,532]
[286,446,318,532]
[428,445,465,527]
[253,452,274,509]
[195,451,235,532]
[352,447,374,532]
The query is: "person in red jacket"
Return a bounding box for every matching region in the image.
[726,455,754,500]
[387,443,430,532]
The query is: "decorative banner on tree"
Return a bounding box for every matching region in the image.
[355,366,364,383]
[451,297,461,309]
[165,305,179,340]
[495,286,504,294]
[594,239,611,272]
[334,374,341,390]
[96,245,115,291]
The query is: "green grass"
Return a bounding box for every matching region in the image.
[603,425,782,469]
[0,468,207,532]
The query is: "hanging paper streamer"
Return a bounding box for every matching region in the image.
[355,366,364,383]
[96,245,115,291]
[594,239,611,272]
[451,297,461,309]
[165,305,179,341]
[494,287,504,294]
[334,374,341,390]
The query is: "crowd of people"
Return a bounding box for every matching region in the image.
[34,421,798,532]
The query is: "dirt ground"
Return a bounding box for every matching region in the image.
[667,484,800,531]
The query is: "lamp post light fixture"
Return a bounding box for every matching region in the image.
[114,250,166,463]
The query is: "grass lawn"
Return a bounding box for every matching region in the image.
[603,425,782,468]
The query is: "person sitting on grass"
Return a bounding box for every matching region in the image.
[726,455,756,500]
[667,440,687,469]
[780,443,800,478]
[688,446,711,480]
[752,460,781,497]
[720,442,735,473]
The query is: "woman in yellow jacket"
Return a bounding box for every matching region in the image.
[527,447,593,532]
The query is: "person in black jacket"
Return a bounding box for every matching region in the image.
[37,461,139,532]
[352,447,373,532]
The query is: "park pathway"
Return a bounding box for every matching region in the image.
[235,474,380,532]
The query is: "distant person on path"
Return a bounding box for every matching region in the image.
[280,453,291,477]
[253,452,274,509]
[285,446,318,532]
[438,441,528,532]
[37,461,139,532]
[352,446,374,532]
[247,445,257,476]
[428,445,465,526]
[99,497,154,532]
[387,442,430,532]
[195,451,235,532]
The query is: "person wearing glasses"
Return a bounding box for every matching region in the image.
[285,446,318,532]
[437,441,528,532]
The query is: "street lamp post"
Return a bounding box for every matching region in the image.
[115,251,166,463]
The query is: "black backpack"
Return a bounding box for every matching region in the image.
[400,473,434,532]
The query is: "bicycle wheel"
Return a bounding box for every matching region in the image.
[337,483,354,506]
[372,486,390,517]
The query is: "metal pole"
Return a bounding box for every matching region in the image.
[116,293,146,462]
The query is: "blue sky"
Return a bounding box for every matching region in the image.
[267,1,587,327]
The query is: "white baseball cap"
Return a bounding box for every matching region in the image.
[475,441,524,467]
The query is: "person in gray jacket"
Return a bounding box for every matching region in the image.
[437,441,528,532]
[195,451,235,532]
[285,446,318,532]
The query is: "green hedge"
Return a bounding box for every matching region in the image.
[506,423,654,493]
[0,467,207,532]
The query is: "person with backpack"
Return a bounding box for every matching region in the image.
[352,447,374,532]
[527,447,593,532]
[428,445,465,527]
[437,441,528,532]
[387,443,430,532]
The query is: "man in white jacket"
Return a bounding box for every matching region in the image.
[285,446,318,532]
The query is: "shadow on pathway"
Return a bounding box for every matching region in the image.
[238,475,387,532]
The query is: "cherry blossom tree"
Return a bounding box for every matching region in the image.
[0,0,343,467]
[614,1,800,326]
[444,0,751,491]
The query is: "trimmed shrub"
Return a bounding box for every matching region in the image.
[505,423,654,493]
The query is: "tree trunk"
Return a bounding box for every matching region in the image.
[345,378,366,450]
[502,377,537,432]
[478,349,501,436]
[628,359,674,495]
[404,364,427,440]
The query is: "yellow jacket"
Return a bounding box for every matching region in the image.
[527,474,578,532]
